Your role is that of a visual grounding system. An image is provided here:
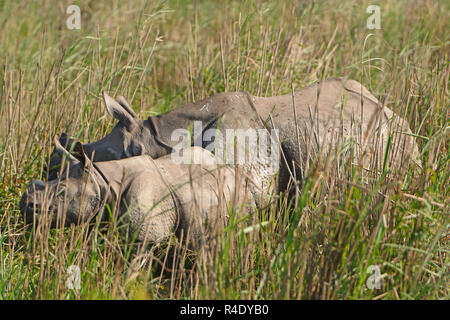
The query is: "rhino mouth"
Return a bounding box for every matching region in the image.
[20,192,57,225]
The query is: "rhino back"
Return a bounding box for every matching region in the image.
[252,79,419,177]
[152,92,264,148]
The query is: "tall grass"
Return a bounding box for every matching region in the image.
[0,0,448,299]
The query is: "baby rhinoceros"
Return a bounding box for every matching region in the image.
[20,140,253,248]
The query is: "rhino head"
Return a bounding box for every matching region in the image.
[45,92,172,180]
[21,137,111,227]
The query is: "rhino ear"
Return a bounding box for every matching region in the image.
[116,95,137,118]
[59,132,68,146]
[58,132,76,150]
[103,91,137,131]
[54,136,78,164]
[54,137,90,168]
[71,141,91,168]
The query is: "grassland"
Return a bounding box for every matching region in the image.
[0,0,448,299]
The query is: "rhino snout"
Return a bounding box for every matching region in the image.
[20,180,53,225]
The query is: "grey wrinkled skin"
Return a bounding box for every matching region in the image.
[23,144,252,248]
[46,78,421,198]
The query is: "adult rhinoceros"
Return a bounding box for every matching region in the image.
[46,78,421,205]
